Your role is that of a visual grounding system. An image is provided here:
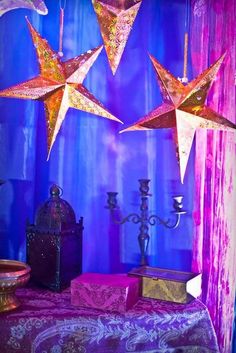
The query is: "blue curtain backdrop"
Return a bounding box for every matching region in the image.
[0,0,194,274]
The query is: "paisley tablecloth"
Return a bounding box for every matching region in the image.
[0,286,219,353]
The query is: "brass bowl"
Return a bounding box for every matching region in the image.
[0,259,31,313]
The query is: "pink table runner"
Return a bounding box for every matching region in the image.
[0,286,219,353]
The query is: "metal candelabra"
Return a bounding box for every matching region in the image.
[106,179,186,266]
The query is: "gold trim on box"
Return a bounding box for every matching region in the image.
[129,266,202,304]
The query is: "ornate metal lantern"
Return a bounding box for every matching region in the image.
[26,185,83,292]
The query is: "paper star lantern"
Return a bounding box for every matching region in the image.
[0,0,48,16]
[92,0,142,75]
[0,18,122,158]
[121,53,236,183]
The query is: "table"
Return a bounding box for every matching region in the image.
[0,286,219,353]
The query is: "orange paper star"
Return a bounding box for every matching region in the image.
[92,0,142,75]
[0,18,122,158]
[121,53,236,183]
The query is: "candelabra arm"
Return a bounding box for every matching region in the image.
[148,213,181,229]
[106,186,186,266]
[109,211,141,225]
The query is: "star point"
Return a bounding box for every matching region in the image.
[92,0,143,75]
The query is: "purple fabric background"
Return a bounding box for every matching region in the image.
[0,286,220,352]
[0,0,235,351]
[0,1,194,273]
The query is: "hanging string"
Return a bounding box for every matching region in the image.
[58,0,66,57]
[179,0,190,84]
[183,32,188,80]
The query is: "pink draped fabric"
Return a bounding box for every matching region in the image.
[190,0,236,352]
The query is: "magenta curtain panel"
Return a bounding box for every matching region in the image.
[190,0,236,352]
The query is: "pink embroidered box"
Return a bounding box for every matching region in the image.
[71,273,140,312]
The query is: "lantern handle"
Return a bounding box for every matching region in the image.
[50,184,63,197]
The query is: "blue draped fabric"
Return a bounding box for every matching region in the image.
[0,0,194,274]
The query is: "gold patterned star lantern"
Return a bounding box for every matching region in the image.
[0,0,48,16]
[92,0,142,74]
[120,53,236,183]
[0,18,122,158]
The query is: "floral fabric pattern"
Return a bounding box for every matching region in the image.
[0,286,219,353]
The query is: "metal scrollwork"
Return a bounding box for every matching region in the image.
[106,179,186,266]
